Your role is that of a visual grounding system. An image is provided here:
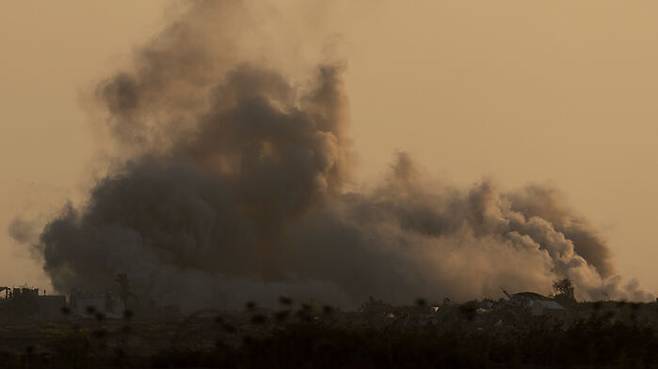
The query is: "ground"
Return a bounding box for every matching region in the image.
[0,300,657,368]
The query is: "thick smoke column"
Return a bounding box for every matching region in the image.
[26,0,653,308]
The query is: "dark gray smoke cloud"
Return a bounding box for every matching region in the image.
[17,0,653,308]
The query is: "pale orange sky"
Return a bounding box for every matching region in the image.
[1,1,657,292]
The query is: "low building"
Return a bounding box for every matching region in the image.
[0,287,67,319]
[509,291,566,316]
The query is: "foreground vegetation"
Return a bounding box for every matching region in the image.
[0,298,657,369]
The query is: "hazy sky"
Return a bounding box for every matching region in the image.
[1,1,657,293]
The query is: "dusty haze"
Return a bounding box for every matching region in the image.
[2,1,657,302]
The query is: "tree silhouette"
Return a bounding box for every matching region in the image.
[553,278,575,302]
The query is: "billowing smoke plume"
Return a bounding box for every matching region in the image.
[21,0,653,308]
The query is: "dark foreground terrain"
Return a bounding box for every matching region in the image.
[1,299,658,369]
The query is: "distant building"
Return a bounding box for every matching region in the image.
[509,291,566,316]
[0,287,66,319]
